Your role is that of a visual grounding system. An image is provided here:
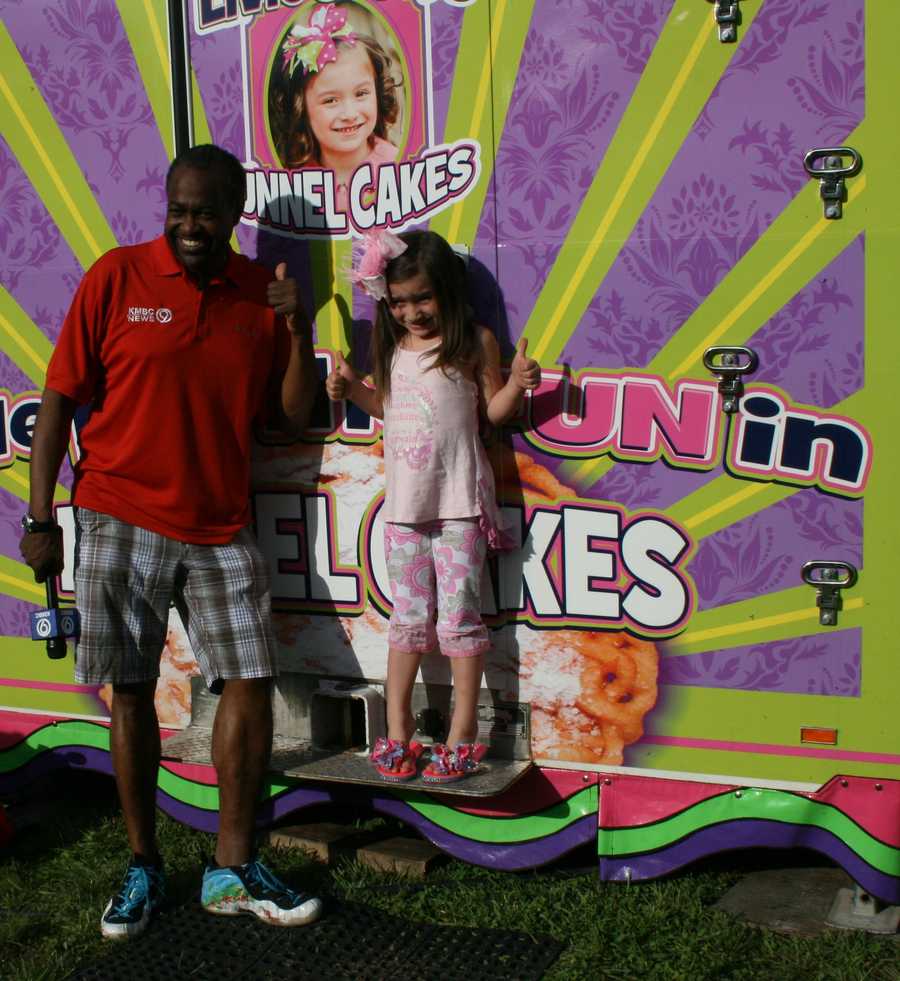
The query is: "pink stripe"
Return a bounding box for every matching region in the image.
[0,678,95,694]
[160,758,219,786]
[644,735,900,766]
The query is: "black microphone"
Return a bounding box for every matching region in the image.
[44,578,66,660]
[30,578,80,660]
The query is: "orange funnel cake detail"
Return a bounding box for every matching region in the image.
[494,446,659,766]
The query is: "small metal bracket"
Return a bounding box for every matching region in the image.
[703,346,758,414]
[826,883,900,935]
[713,0,740,42]
[803,148,862,220]
[801,561,858,627]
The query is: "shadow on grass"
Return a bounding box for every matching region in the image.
[685,845,836,878]
[2,770,119,858]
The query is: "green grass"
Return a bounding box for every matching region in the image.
[1,773,898,980]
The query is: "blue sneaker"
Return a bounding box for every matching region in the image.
[100,860,165,940]
[201,859,322,926]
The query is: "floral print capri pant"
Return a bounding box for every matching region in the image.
[384,519,489,658]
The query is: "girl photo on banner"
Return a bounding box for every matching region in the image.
[266,1,408,213]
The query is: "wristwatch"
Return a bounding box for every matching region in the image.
[21,513,58,533]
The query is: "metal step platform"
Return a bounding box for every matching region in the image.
[166,673,534,798]
[161,727,533,799]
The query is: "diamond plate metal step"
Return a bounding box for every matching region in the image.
[162,727,532,798]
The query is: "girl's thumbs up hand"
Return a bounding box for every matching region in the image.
[326,351,354,401]
[510,337,541,391]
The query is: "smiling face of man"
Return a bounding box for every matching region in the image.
[164,164,240,283]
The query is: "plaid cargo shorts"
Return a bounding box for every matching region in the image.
[73,507,277,690]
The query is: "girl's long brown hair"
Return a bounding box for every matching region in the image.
[372,231,478,403]
[269,34,400,169]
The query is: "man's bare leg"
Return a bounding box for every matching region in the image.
[211,677,273,867]
[110,680,161,863]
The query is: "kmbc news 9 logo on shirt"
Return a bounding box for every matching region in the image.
[127,307,174,324]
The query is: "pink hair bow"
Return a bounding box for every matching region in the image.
[283,3,356,77]
[349,230,408,301]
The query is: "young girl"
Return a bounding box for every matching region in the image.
[326,230,541,782]
[268,3,401,212]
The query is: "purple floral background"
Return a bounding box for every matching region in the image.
[571,0,864,372]
[0,137,78,390]
[3,0,169,238]
[660,629,860,696]
[430,2,466,146]
[476,0,665,323]
[747,235,864,405]
[185,13,261,261]
[1,0,172,392]
[689,493,862,610]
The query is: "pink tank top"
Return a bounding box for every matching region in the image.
[382,346,505,547]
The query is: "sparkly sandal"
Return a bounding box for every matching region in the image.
[370,737,425,782]
[422,743,487,784]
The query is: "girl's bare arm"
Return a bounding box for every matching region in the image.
[344,377,384,420]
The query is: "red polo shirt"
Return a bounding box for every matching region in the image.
[46,235,291,544]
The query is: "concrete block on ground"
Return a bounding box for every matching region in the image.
[356,835,446,878]
[268,822,376,863]
[715,867,859,936]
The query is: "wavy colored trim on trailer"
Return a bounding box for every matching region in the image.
[0,719,596,868]
[597,774,900,903]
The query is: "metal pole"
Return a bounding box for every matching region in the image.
[167,0,194,155]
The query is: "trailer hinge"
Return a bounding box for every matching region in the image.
[703,346,758,414]
[803,148,862,220]
[714,1,740,43]
[801,561,858,627]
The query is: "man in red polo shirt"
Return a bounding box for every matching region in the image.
[20,144,323,939]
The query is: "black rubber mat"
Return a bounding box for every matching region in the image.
[68,900,564,980]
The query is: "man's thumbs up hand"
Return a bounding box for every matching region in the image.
[267,261,304,334]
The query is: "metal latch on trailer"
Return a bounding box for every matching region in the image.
[713,1,741,43]
[801,561,858,627]
[803,148,862,220]
[703,346,758,414]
